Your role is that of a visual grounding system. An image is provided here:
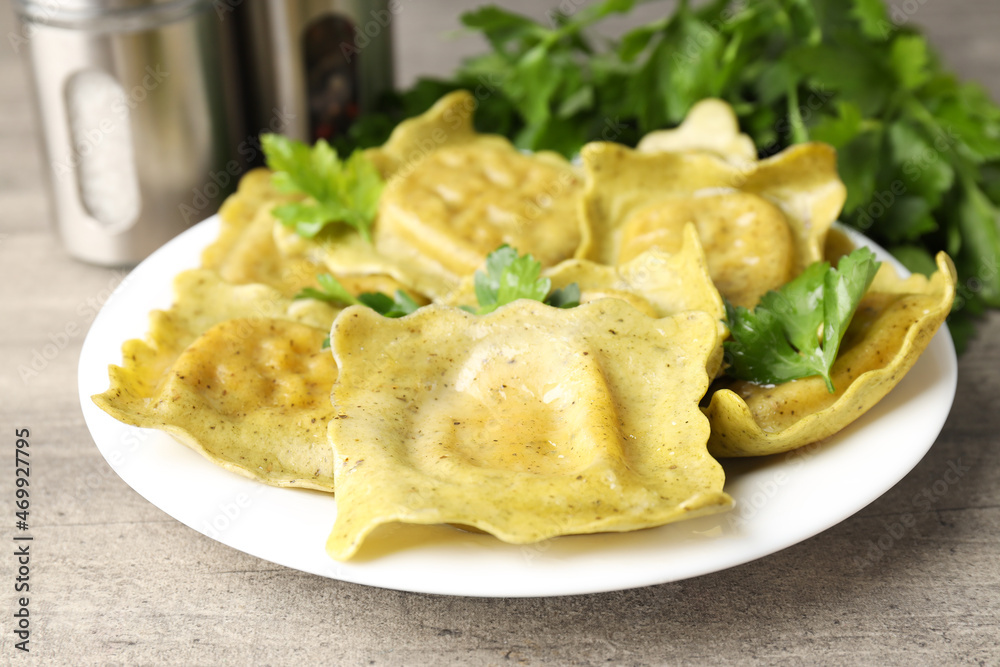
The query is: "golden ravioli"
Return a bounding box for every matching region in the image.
[100,318,338,490]
[201,170,325,298]
[95,268,337,405]
[363,90,495,180]
[325,300,731,560]
[375,139,585,299]
[202,168,284,271]
[93,269,341,487]
[545,225,727,378]
[705,252,956,457]
[550,223,725,319]
[579,141,846,307]
[637,98,757,166]
[169,267,337,339]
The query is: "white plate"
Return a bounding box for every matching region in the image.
[79,216,957,597]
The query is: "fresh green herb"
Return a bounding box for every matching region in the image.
[260,134,383,242]
[545,283,582,309]
[298,248,576,324]
[356,290,421,318]
[296,273,419,318]
[462,245,580,315]
[723,247,881,393]
[296,273,359,305]
[340,0,1000,351]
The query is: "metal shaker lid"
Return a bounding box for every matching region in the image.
[14,0,216,30]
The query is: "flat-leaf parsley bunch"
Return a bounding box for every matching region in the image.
[338,0,1000,350]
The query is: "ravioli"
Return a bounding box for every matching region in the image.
[579,140,846,307]
[554,223,725,318]
[202,168,285,273]
[100,318,338,490]
[375,140,585,299]
[637,98,757,166]
[325,299,732,560]
[201,172,326,298]
[363,90,489,180]
[93,269,341,489]
[545,225,728,378]
[704,252,956,457]
[95,268,337,404]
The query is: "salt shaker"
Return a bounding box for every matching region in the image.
[14,0,247,266]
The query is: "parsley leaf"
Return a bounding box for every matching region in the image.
[849,0,889,41]
[463,245,579,315]
[261,134,383,242]
[545,283,581,309]
[296,273,360,306]
[724,247,881,393]
[357,290,420,318]
[295,273,419,318]
[889,35,931,91]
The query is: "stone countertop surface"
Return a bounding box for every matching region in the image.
[1,1,998,664]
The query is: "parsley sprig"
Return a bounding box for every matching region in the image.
[462,245,580,315]
[296,274,419,317]
[723,247,882,393]
[261,134,383,242]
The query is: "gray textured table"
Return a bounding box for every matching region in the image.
[1,1,998,664]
